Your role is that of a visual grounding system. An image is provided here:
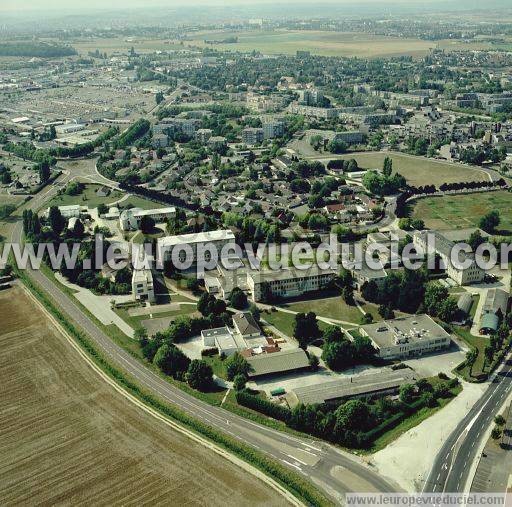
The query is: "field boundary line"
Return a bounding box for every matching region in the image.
[21,284,304,507]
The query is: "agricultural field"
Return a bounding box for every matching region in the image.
[333,152,488,187]
[0,286,285,506]
[411,190,512,234]
[184,30,436,58]
[60,37,185,56]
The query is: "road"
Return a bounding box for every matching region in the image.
[424,356,512,493]
[6,170,400,504]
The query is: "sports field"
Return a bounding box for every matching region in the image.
[333,152,488,187]
[184,30,435,58]
[0,286,286,506]
[411,190,512,234]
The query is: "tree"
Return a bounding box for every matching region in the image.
[323,325,344,344]
[71,218,85,238]
[334,399,371,433]
[48,206,65,236]
[155,91,164,105]
[479,210,500,234]
[361,280,379,302]
[437,297,458,323]
[322,340,354,371]
[309,354,320,371]
[229,287,248,310]
[465,349,478,377]
[383,156,393,178]
[225,352,251,380]
[293,312,321,349]
[153,343,191,377]
[327,139,348,154]
[399,383,416,404]
[494,415,506,426]
[38,161,51,183]
[484,344,495,367]
[352,335,376,361]
[491,426,502,440]
[139,215,155,234]
[186,359,213,391]
[468,230,485,251]
[233,374,247,391]
[424,282,449,317]
[342,285,355,305]
[97,203,108,215]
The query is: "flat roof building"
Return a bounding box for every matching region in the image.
[360,314,451,360]
[157,230,236,270]
[132,268,156,303]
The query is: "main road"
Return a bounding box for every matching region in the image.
[7,169,400,504]
[424,356,512,493]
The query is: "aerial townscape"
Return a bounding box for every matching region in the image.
[1,1,512,506]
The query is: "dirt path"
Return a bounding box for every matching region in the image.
[0,286,289,506]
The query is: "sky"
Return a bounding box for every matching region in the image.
[1,0,501,13]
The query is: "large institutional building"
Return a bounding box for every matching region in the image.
[119,206,176,231]
[413,230,485,285]
[157,230,236,267]
[247,266,336,302]
[360,314,452,360]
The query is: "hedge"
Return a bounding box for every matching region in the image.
[236,390,291,423]
[16,269,332,507]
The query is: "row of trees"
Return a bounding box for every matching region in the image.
[243,374,460,448]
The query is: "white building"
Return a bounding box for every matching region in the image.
[413,230,485,285]
[360,314,452,360]
[132,268,156,303]
[157,230,236,267]
[201,327,245,356]
[119,207,176,231]
[49,204,87,219]
[247,266,336,302]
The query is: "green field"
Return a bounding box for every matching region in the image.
[46,37,185,57]
[184,30,435,58]
[120,195,169,210]
[285,296,381,325]
[46,183,124,208]
[412,190,512,234]
[334,152,487,187]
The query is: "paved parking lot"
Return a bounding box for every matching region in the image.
[402,343,467,378]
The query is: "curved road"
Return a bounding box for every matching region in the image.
[7,169,400,504]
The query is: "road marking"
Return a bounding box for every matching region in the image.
[286,454,309,467]
[281,459,302,471]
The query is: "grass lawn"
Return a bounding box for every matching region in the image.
[285,295,381,324]
[47,183,124,208]
[453,326,488,378]
[120,195,169,210]
[203,354,228,380]
[262,308,331,338]
[412,190,512,234]
[333,152,487,187]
